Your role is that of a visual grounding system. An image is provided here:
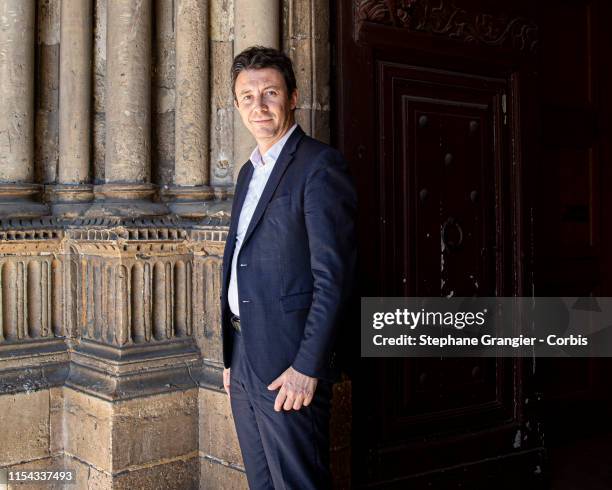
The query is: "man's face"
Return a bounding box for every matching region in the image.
[234,67,297,151]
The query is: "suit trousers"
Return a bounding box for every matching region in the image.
[229,327,332,489]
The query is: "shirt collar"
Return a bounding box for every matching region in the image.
[249,123,298,169]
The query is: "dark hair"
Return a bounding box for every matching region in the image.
[231,46,297,101]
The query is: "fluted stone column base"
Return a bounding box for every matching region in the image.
[85,183,169,217]
[45,184,94,217]
[161,185,215,218]
[0,183,49,218]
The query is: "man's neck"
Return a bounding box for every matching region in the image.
[256,121,296,155]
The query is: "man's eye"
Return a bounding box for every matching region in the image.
[242,95,252,102]
[266,91,277,96]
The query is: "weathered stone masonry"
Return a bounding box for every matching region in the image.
[0,1,349,489]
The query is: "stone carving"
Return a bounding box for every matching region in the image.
[0,217,227,348]
[357,0,418,26]
[0,258,63,341]
[356,0,539,52]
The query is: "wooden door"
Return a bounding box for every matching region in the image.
[334,0,542,487]
[333,0,612,488]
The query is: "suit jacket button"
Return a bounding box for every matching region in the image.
[241,299,251,303]
[240,263,247,267]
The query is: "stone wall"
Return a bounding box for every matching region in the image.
[0,1,350,489]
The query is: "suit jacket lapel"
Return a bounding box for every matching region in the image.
[229,163,253,239]
[241,125,305,249]
[222,162,254,288]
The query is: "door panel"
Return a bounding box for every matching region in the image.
[379,63,503,298]
[376,61,515,457]
[363,58,526,487]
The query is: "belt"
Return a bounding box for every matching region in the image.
[231,315,241,333]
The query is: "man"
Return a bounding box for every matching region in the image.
[220,46,356,489]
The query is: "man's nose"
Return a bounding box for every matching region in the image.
[252,94,268,111]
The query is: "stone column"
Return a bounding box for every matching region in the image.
[209,0,234,190]
[283,0,331,143]
[35,0,60,186]
[232,0,280,181]
[151,0,175,189]
[87,0,166,217]
[0,0,48,218]
[46,0,95,216]
[92,0,107,184]
[163,0,213,217]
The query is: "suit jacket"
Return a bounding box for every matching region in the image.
[220,125,357,385]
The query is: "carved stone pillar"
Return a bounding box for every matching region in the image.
[87,0,166,217]
[232,0,280,180]
[0,0,48,218]
[163,0,214,217]
[209,0,235,188]
[36,0,60,185]
[60,218,205,485]
[283,0,331,143]
[0,222,70,472]
[46,0,95,216]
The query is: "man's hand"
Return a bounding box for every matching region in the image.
[267,366,318,411]
[223,368,231,398]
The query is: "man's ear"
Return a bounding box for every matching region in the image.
[234,98,239,109]
[290,89,298,110]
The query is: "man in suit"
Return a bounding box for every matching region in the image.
[220,46,356,489]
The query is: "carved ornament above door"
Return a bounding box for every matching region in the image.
[355,0,539,52]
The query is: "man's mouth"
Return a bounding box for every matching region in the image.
[252,119,272,123]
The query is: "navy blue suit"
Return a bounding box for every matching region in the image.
[220,125,356,489]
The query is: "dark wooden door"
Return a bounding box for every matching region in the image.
[333,0,546,488]
[334,0,612,488]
